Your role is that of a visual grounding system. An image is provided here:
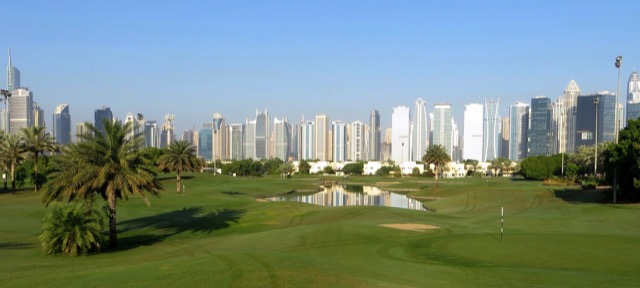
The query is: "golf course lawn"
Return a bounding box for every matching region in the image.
[1,174,639,287]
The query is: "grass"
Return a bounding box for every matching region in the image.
[1,174,639,287]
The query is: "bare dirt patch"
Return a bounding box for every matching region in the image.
[256,198,269,202]
[380,223,440,232]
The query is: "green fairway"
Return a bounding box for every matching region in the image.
[1,174,639,287]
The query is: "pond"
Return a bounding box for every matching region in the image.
[267,185,426,211]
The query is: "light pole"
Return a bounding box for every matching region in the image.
[594,96,600,176]
[401,142,404,177]
[614,56,622,204]
[560,111,565,177]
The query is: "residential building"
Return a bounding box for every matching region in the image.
[298,119,315,160]
[351,121,365,161]
[627,71,640,122]
[575,92,616,149]
[561,80,581,153]
[94,106,113,137]
[483,97,500,161]
[509,102,529,161]
[412,98,429,162]
[528,96,552,156]
[229,124,244,160]
[9,88,33,133]
[433,103,453,156]
[369,110,381,161]
[463,103,483,161]
[212,112,227,161]
[274,117,291,161]
[254,110,269,160]
[144,120,159,148]
[391,106,410,164]
[33,102,45,128]
[332,121,347,162]
[315,114,329,161]
[52,104,71,145]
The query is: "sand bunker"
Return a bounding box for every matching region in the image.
[380,224,440,232]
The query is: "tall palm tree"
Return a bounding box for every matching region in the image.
[43,120,162,248]
[21,126,58,192]
[422,144,451,188]
[0,133,27,193]
[158,140,200,193]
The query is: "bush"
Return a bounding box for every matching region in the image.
[581,181,597,190]
[39,202,105,256]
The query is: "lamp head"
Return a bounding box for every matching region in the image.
[615,56,622,68]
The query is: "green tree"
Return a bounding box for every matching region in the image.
[519,155,562,180]
[21,126,58,192]
[39,202,104,256]
[0,133,27,193]
[342,162,364,175]
[278,162,294,178]
[422,145,451,188]
[43,120,162,248]
[603,118,640,201]
[298,160,311,174]
[158,140,200,193]
[323,165,334,174]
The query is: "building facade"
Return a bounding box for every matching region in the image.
[463,103,483,161]
[53,104,71,145]
[94,106,113,137]
[332,121,347,162]
[528,96,552,156]
[433,103,453,156]
[575,92,616,149]
[391,106,410,164]
[369,110,381,161]
[509,102,529,161]
[483,97,500,161]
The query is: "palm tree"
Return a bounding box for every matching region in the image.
[43,120,162,248]
[0,133,27,193]
[422,144,451,188]
[158,140,200,193]
[21,126,57,192]
[39,201,104,256]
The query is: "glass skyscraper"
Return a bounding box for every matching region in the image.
[412,98,429,162]
[509,102,529,161]
[627,71,640,122]
[483,97,499,161]
[391,106,410,164]
[433,103,453,156]
[332,121,346,162]
[94,106,113,137]
[575,92,616,149]
[53,104,71,145]
[369,110,381,161]
[528,96,551,156]
[463,103,483,161]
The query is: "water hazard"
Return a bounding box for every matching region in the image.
[267,185,426,211]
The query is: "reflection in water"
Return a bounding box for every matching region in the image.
[267,185,426,211]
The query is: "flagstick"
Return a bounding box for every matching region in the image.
[501,206,504,243]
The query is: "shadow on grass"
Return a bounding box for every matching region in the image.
[554,188,606,203]
[222,191,245,195]
[0,242,35,249]
[117,207,245,250]
[156,175,195,181]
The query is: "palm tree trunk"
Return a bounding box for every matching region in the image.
[108,192,118,248]
[435,165,439,188]
[34,154,39,192]
[176,169,182,193]
[10,161,15,194]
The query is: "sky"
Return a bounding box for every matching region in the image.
[2,1,639,134]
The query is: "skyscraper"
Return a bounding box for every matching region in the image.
[315,114,329,161]
[433,103,453,156]
[244,118,256,159]
[160,114,175,148]
[8,88,33,133]
[561,80,581,153]
[627,71,640,122]
[33,102,45,128]
[483,97,500,161]
[229,124,244,160]
[509,102,529,161]
[528,96,552,156]
[53,104,71,145]
[198,125,213,161]
[391,106,410,164]
[94,106,113,137]
[7,49,20,92]
[351,121,365,161]
[575,92,616,149]
[412,98,429,162]
[332,121,347,162]
[500,117,510,159]
[369,110,381,161]
[463,103,483,161]
[298,119,315,160]
[274,117,291,160]
[212,112,227,161]
[255,109,269,160]
[144,120,159,148]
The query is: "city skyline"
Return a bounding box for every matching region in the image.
[2,1,638,135]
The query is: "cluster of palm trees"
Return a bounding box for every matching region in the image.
[0,126,57,193]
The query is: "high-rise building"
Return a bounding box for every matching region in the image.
[350,121,365,161]
[500,117,510,159]
[315,114,329,161]
[483,97,500,161]
[463,103,483,161]
[561,80,581,153]
[412,98,429,162]
[7,49,20,93]
[382,128,392,162]
[160,114,175,148]
[181,129,195,145]
[332,121,347,162]
[244,118,256,159]
[627,71,640,122]
[451,118,461,162]
[433,103,453,156]
[94,106,113,137]
[53,104,71,145]
[212,112,227,161]
[575,92,616,149]
[528,96,552,156]
[274,117,291,161]
[76,122,88,143]
[229,124,244,160]
[509,102,529,161]
[198,125,213,161]
[369,110,381,161]
[392,106,410,164]
[8,88,33,133]
[144,120,159,148]
[124,112,138,140]
[550,99,563,154]
[298,119,315,160]
[33,102,45,128]
[255,109,269,160]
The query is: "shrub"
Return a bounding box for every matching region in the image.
[39,202,104,256]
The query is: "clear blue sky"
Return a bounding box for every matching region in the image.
[2,1,638,134]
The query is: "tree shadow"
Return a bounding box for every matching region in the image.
[222,191,245,195]
[117,207,245,250]
[0,242,35,249]
[554,188,606,203]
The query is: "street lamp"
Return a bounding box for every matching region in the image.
[560,111,565,177]
[594,96,600,176]
[615,56,622,143]
[401,142,404,177]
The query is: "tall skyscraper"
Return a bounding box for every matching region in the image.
[94,106,113,137]
[550,99,563,154]
[144,120,159,148]
[369,110,381,161]
[160,114,175,148]
[8,88,33,133]
[528,96,552,156]
[500,117,510,159]
[412,98,429,162]
[575,92,616,149]
[243,118,256,159]
[33,102,45,128]
[229,124,244,160]
[433,103,453,156]
[198,125,213,161]
[391,106,410,164]
[53,104,71,145]
[350,121,365,161]
[315,114,329,161]
[561,80,581,153]
[332,121,347,162]
[509,102,529,161]
[627,71,640,122]
[7,49,20,92]
[274,117,291,160]
[212,112,227,161]
[483,97,500,161]
[255,109,269,160]
[181,129,195,145]
[298,119,315,160]
[463,103,483,161]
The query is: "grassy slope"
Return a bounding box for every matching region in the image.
[1,174,639,287]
